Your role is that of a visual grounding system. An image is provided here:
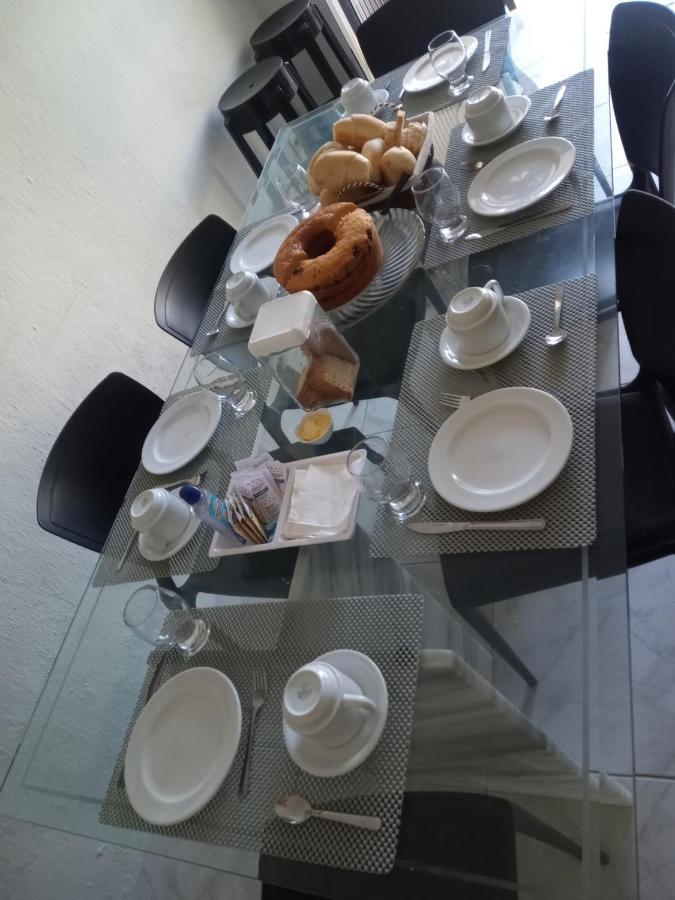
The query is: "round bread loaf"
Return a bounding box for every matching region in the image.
[272,202,383,311]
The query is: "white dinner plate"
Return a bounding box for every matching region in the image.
[402,36,478,94]
[462,95,532,147]
[467,137,576,217]
[283,649,388,778]
[230,214,298,274]
[439,295,530,370]
[142,390,221,475]
[124,668,241,825]
[428,387,573,512]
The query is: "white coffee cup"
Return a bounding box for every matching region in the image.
[130,488,191,552]
[226,271,273,323]
[340,77,378,115]
[283,659,376,748]
[446,279,510,355]
[464,86,514,141]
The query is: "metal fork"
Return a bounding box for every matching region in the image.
[439,392,471,410]
[239,667,268,799]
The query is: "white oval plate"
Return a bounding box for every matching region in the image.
[467,137,576,217]
[439,295,530,370]
[428,387,573,512]
[462,95,532,147]
[124,668,241,825]
[230,214,298,274]
[402,36,478,94]
[283,649,387,778]
[142,390,221,475]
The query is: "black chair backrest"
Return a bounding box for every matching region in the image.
[616,189,675,399]
[661,80,675,204]
[355,0,503,77]
[154,214,236,346]
[37,373,163,552]
[609,2,675,186]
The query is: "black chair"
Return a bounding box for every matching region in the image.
[218,57,307,176]
[660,80,675,205]
[355,0,504,77]
[608,1,675,195]
[616,189,675,567]
[261,791,604,900]
[37,373,162,553]
[154,215,235,347]
[250,0,363,107]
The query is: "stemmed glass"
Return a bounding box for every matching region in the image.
[275,163,319,219]
[193,352,257,416]
[123,585,210,657]
[411,166,467,243]
[347,435,426,522]
[428,30,473,99]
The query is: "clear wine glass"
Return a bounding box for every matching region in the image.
[123,585,210,657]
[193,352,257,416]
[347,435,425,522]
[411,166,467,242]
[428,30,473,99]
[275,163,319,218]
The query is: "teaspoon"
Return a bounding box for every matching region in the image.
[545,284,567,346]
[275,794,382,832]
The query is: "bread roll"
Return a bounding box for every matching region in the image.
[381,146,416,186]
[332,114,385,149]
[308,141,345,173]
[361,137,386,184]
[319,188,340,206]
[383,121,428,154]
[310,149,371,192]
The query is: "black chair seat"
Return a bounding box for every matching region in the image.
[355,0,504,77]
[155,215,235,347]
[37,373,162,552]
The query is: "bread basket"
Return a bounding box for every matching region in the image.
[337,110,435,213]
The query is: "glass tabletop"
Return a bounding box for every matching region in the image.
[0,6,636,898]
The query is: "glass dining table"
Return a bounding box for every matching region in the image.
[0,8,638,899]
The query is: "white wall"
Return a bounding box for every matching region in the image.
[0,0,267,782]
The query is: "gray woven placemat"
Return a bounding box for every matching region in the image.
[371,275,597,557]
[373,16,511,121]
[425,69,595,266]
[94,367,271,587]
[191,210,300,357]
[100,594,423,874]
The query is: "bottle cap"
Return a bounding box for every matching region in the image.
[179,484,202,505]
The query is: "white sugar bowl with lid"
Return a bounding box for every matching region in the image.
[446,279,510,355]
[464,86,514,141]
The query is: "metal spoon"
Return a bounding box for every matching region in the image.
[543,84,567,123]
[205,304,227,338]
[545,284,567,346]
[274,794,382,832]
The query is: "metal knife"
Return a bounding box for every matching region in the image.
[464,201,572,240]
[481,29,492,72]
[408,518,546,534]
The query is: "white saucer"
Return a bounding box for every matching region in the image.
[142,390,221,475]
[137,488,202,562]
[124,668,241,825]
[336,88,389,117]
[461,95,532,147]
[225,277,279,329]
[402,36,478,94]
[283,649,388,778]
[230,214,298,274]
[439,295,531,370]
[428,387,573,512]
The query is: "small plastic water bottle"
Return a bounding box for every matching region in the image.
[179,485,245,544]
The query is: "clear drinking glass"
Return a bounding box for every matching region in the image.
[411,166,467,242]
[193,352,257,416]
[123,585,210,657]
[347,435,426,522]
[428,30,473,98]
[275,163,319,218]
